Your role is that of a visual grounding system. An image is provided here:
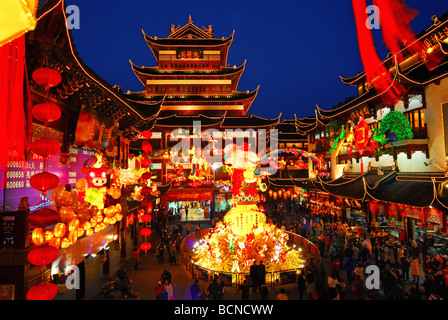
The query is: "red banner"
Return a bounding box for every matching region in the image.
[163,190,213,202]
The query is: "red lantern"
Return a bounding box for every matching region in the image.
[141,214,152,223]
[32,102,61,123]
[30,172,59,195]
[142,141,152,152]
[140,186,152,196]
[140,228,152,237]
[26,282,58,300]
[140,242,151,252]
[27,246,59,266]
[142,131,153,139]
[28,208,60,228]
[141,158,152,168]
[141,200,152,208]
[32,68,62,88]
[31,138,60,158]
[141,172,152,180]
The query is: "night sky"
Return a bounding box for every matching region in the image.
[59,0,447,121]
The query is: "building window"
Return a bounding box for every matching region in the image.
[406,108,425,128]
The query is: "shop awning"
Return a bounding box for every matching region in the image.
[163,189,213,202]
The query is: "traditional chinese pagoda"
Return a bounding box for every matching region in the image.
[124,17,282,218]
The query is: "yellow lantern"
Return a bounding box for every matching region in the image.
[268,190,273,197]
[108,186,121,199]
[49,237,61,250]
[61,237,71,248]
[68,219,80,232]
[68,230,78,244]
[59,206,77,223]
[75,178,88,193]
[77,228,85,238]
[31,228,45,246]
[115,213,123,221]
[273,192,277,200]
[278,190,283,197]
[0,0,38,47]
[44,230,54,242]
[54,222,66,238]
[81,221,91,231]
[86,228,94,236]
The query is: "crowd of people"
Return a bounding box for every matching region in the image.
[136,198,448,300]
[266,200,448,300]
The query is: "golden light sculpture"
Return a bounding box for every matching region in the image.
[0,0,38,47]
[185,143,313,275]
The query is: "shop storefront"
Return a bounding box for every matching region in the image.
[163,189,213,221]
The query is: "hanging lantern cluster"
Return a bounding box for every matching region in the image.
[140,131,153,169]
[30,67,63,199]
[267,188,298,201]
[139,201,153,255]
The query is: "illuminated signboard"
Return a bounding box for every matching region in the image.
[3,147,95,212]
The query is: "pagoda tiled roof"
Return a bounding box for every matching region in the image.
[154,113,226,127]
[130,60,246,77]
[143,30,234,47]
[220,113,281,128]
[152,112,281,129]
[295,111,332,134]
[124,87,259,104]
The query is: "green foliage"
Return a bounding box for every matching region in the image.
[378,110,413,140]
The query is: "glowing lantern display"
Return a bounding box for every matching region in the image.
[141,141,152,152]
[140,242,151,252]
[52,184,78,207]
[32,102,61,123]
[28,207,59,227]
[30,171,59,196]
[141,214,152,223]
[142,131,152,139]
[31,138,60,158]
[141,200,152,208]
[140,228,152,237]
[53,222,66,238]
[31,228,45,246]
[27,245,59,266]
[32,67,62,88]
[26,282,58,300]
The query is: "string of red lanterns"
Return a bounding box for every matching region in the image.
[26,67,63,300]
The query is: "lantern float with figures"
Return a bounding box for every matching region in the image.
[184,142,318,279]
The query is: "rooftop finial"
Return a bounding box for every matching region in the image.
[189,14,192,23]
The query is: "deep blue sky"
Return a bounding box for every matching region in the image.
[60,0,447,120]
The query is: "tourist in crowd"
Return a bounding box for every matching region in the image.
[411,257,420,283]
[190,279,201,300]
[276,288,288,300]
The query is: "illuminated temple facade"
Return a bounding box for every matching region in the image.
[123,17,297,216]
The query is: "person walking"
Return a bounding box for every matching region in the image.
[276,288,288,300]
[401,255,411,281]
[132,247,140,271]
[207,278,220,300]
[156,242,165,264]
[411,257,420,283]
[239,280,250,300]
[250,261,259,293]
[154,279,166,300]
[164,279,174,300]
[297,272,307,300]
[169,242,177,266]
[190,279,201,300]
